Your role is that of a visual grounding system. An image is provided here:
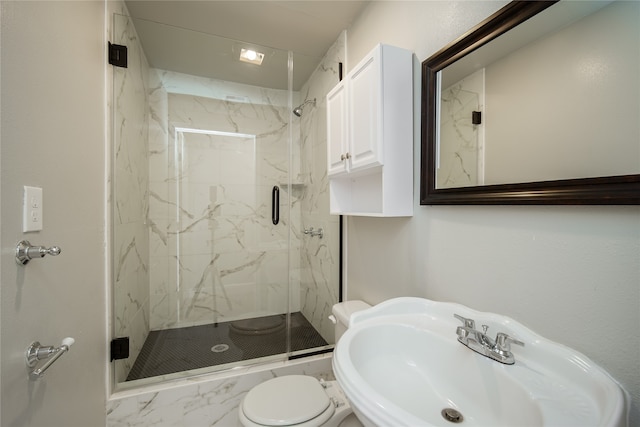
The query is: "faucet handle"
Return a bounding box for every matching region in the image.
[495,332,525,351]
[456,326,469,340]
[454,314,475,329]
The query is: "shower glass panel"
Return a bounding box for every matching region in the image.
[111,12,335,390]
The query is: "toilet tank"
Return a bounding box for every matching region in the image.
[331,300,371,342]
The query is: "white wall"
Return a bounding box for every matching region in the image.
[1,1,107,426]
[344,1,640,424]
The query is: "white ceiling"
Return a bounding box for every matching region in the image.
[124,1,369,90]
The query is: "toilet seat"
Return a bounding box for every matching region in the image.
[240,376,336,427]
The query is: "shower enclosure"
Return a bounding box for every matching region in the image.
[111,11,340,388]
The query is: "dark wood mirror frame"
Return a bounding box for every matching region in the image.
[420,1,640,205]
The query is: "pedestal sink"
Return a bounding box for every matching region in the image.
[333,298,627,427]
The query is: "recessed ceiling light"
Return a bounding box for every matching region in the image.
[240,48,264,65]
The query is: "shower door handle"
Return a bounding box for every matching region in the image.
[272,186,279,225]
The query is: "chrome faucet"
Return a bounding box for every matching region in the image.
[303,226,324,239]
[454,314,524,365]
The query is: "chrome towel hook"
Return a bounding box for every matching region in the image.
[15,240,61,265]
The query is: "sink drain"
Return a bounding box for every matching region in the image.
[211,344,229,353]
[441,408,463,423]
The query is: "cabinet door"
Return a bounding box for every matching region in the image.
[348,51,382,172]
[327,81,348,176]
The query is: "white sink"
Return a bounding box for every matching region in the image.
[333,297,628,427]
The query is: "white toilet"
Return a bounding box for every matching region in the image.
[238,301,371,427]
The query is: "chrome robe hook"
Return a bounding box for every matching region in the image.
[15,240,61,265]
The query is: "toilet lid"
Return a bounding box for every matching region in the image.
[243,376,332,426]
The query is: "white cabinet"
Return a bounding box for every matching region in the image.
[327,50,382,176]
[326,44,413,217]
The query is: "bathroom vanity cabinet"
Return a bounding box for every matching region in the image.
[326,44,413,217]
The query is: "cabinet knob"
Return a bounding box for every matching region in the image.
[340,154,346,161]
[345,152,351,159]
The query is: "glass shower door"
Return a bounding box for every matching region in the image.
[131,87,297,381]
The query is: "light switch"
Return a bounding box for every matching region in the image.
[23,186,43,232]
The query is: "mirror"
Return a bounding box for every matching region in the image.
[421,0,640,204]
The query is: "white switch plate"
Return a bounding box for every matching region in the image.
[23,186,43,232]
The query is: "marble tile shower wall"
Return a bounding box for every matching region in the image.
[298,31,346,343]
[112,11,152,383]
[147,74,302,331]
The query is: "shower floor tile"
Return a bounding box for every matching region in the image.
[126,312,328,381]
